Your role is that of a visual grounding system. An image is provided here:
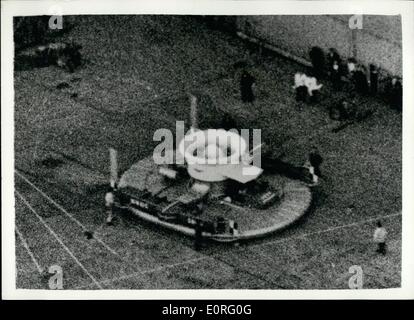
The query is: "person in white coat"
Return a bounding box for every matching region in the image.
[294,72,308,102]
[373,220,388,255]
[105,188,115,225]
[305,76,323,102]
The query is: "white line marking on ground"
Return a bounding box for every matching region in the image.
[73,213,402,289]
[15,170,120,257]
[16,190,103,289]
[15,172,401,289]
[253,212,402,250]
[74,256,211,289]
[15,225,44,274]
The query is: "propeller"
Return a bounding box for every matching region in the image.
[109,148,118,189]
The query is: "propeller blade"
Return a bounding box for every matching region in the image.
[109,148,118,188]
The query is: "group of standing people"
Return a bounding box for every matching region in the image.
[326,49,371,95]
[323,47,402,110]
[236,45,402,111]
[317,47,369,94]
[295,46,374,105]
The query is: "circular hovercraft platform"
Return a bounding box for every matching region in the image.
[118,156,312,242]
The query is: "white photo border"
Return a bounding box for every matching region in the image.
[2,0,413,299]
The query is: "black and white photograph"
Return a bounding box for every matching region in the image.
[2,0,414,299]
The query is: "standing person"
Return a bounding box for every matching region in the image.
[221,112,238,131]
[105,188,115,225]
[308,146,323,177]
[194,220,204,251]
[369,64,379,94]
[309,46,326,78]
[294,72,308,102]
[347,58,357,76]
[373,221,388,255]
[303,161,319,186]
[305,76,323,103]
[326,48,341,73]
[354,64,369,95]
[240,70,256,103]
[389,77,403,111]
[331,60,342,90]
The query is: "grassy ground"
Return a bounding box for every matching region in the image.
[14,15,401,289]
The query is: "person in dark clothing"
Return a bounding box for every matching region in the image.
[347,58,357,75]
[308,146,323,177]
[326,48,343,90]
[327,48,341,72]
[296,86,308,102]
[389,77,403,111]
[353,65,369,95]
[294,72,308,103]
[221,112,238,131]
[369,64,379,94]
[240,70,256,103]
[331,60,342,90]
[309,46,326,78]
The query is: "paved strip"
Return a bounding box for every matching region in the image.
[15,225,44,274]
[15,170,120,257]
[74,256,211,289]
[14,172,401,289]
[16,190,103,289]
[76,211,401,289]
